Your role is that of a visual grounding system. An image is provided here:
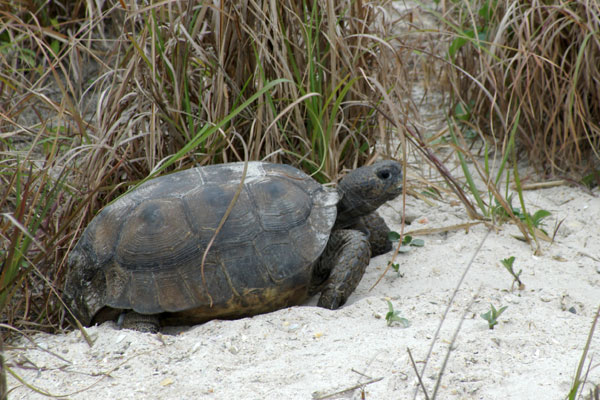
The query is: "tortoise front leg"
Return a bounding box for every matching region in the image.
[316,229,371,309]
[358,212,394,256]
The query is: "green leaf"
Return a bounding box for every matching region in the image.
[390,316,411,328]
[478,29,488,42]
[496,305,508,317]
[397,246,412,253]
[448,118,487,215]
[388,231,401,242]
[410,238,425,247]
[481,304,508,329]
[50,40,60,56]
[581,170,599,188]
[0,30,10,43]
[50,17,60,30]
[387,300,394,314]
[385,300,410,327]
[531,209,551,225]
[453,102,471,121]
[500,256,515,269]
[448,30,475,58]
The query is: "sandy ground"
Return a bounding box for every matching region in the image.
[5,177,600,399]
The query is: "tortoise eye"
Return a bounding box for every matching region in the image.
[377,170,391,180]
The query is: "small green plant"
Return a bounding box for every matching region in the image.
[390,263,403,278]
[490,193,517,222]
[581,169,599,189]
[387,232,425,253]
[385,300,410,328]
[481,304,508,329]
[447,107,552,253]
[500,256,524,290]
[491,194,551,233]
[529,209,552,231]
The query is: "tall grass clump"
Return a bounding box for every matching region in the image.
[443,0,600,177]
[0,0,109,334]
[91,0,410,187]
[401,0,600,250]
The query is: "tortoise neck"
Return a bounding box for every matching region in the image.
[334,186,376,228]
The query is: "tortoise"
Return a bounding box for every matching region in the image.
[64,160,402,332]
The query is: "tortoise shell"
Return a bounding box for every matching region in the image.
[65,162,339,326]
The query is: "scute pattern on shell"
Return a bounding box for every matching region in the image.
[65,162,339,325]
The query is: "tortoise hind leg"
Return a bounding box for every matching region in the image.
[316,229,371,309]
[118,311,160,333]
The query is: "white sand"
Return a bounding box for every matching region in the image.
[6,180,599,399]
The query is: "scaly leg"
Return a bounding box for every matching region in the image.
[316,229,371,309]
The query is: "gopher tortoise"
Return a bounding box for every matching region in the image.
[64,160,402,332]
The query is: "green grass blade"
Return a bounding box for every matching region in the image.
[448,118,487,215]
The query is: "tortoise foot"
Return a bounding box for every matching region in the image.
[317,290,344,310]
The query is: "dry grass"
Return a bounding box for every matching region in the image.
[0,0,415,335]
[443,0,600,177]
[90,0,412,185]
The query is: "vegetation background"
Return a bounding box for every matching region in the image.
[0,0,598,398]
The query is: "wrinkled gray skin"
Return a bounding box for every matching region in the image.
[64,161,402,332]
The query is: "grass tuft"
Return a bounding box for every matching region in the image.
[442,0,600,177]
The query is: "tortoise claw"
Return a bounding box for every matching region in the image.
[317,290,345,310]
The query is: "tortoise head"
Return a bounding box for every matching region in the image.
[335,160,402,228]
